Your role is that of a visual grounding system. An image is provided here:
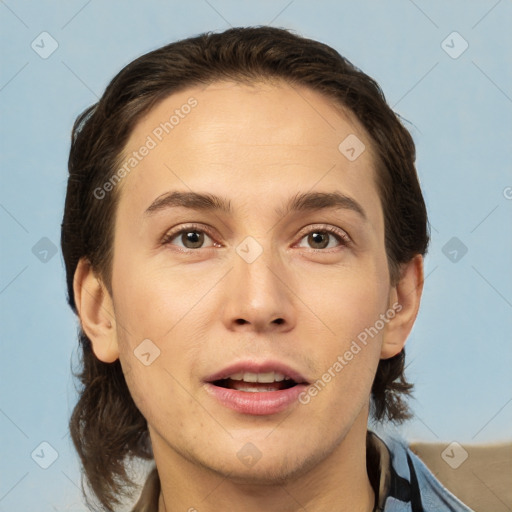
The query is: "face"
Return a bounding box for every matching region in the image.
[109,80,395,482]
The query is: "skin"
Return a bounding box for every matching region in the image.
[74,80,423,511]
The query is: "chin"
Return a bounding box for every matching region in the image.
[196,443,326,486]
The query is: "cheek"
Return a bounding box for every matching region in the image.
[120,353,207,447]
[109,254,221,404]
[111,266,206,432]
[295,258,390,401]
[302,257,390,343]
[110,247,221,340]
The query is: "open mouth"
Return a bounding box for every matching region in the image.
[205,365,309,414]
[212,371,300,393]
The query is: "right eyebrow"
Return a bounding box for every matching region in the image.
[144,191,232,216]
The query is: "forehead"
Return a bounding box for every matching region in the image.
[116,80,383,229]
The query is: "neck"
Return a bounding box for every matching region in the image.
[153,413,374,512]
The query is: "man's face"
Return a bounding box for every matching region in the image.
[110,81,394,481]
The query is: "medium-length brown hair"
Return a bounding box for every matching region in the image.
[62,26,429,511]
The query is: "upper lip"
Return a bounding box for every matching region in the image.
[204,360,309,384]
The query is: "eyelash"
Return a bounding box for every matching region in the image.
[297,225,352,251]
[161,224,220,252]
[161,223,352,253]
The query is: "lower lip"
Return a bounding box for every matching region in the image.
[204,383,308,415]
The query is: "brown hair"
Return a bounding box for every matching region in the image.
[62,26,429,511]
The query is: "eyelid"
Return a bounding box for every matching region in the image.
[161,223,220,248]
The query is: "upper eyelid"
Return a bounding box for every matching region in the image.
[162,223,217,243]
[297,224,350,238]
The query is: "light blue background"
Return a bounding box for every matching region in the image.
[1,1,511,510]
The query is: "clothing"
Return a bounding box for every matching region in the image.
[132,431,474,511]
[368,432,474,511]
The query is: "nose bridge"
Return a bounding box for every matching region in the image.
[235,237,278,294]
[222,235,295,331]
[234,235,281,299]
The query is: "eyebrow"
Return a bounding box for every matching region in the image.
[277,191,367,221]
[145,191,232,215]
[144,190,367,221]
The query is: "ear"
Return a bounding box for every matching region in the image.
[381,255,424,359]
[73,258,119,363]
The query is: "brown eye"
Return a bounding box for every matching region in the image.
[181,231,205,249]
[308,232,330,249]
[163,227,216,250]
[296,226,350,251]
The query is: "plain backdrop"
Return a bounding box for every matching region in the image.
[1,1,511,510]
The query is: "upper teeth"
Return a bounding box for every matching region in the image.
[228,371,289,383]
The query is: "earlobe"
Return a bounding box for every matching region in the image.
[380,255,424,360]
[73,258,119,363]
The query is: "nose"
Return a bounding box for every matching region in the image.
[220,243,297,334]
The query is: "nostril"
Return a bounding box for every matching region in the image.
[233,318,284,326]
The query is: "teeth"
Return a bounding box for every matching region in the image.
[243,372,258,383]
[242,385,279,392]
[255,372,275,383]
[226,371,288,383]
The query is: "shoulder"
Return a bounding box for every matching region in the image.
[372,432,475,511]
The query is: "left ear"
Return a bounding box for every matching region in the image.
[381,254,424,359]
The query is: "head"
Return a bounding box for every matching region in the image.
[62,26,428,510]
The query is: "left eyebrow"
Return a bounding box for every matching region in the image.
[275,191,368,222]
